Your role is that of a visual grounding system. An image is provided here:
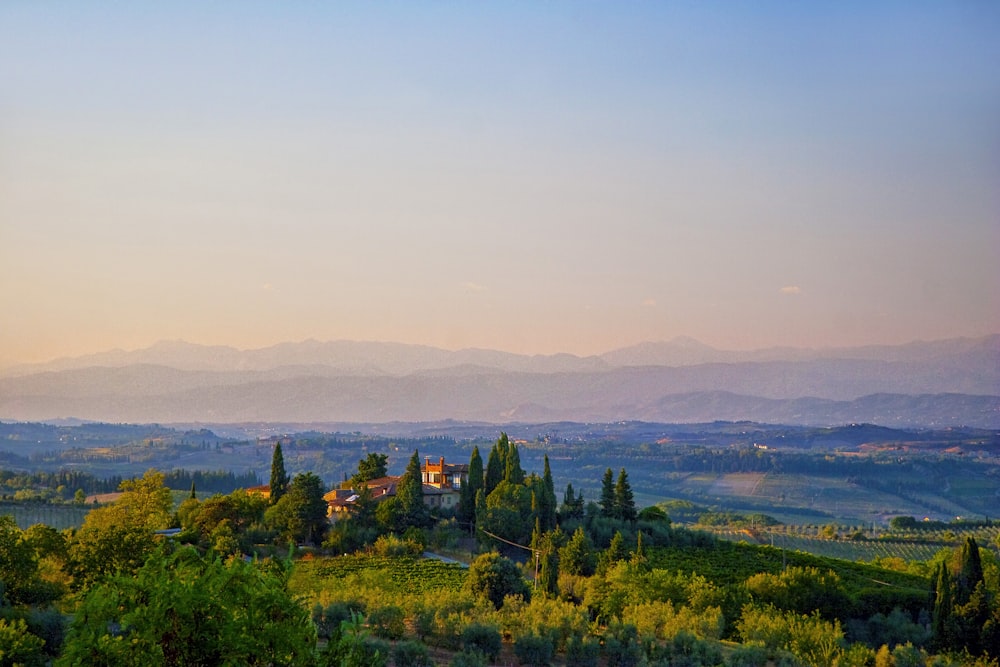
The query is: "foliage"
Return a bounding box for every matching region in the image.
[266,472,328,545]
[366,604,405,639]
[744,566,850,620]
[58,547,316,666]
[396,450,430,529]
[465,552,530,610]
[737,604,846,667]
[514,632,554,666]
[392,640,432,667]
[565,634,600,667]
[351,452,388,488]
[0,617,47,667]
[560,526,597,576]
[461,622,502,662]
[613,468,637,523]
[0,515,59,606]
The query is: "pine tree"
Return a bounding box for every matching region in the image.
[599,468,615,518]
[189,481,197,500]
[614,468,637,523]
[269,443,289,505]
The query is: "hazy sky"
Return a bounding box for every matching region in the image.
[2,3,998,365]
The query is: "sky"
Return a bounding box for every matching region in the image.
[2,2,998,365]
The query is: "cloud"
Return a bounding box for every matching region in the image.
[462,282,487,292]
[779,286,802,296]
[261,283,274,292]
[641,298,657,307]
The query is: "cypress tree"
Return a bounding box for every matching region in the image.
[269,443,289,505]
[485,445,504,496]
[189,480,197,500]
[505,443,524,485]
[459,446,484,529]
[956,536,984,605]
[541,455,557,531]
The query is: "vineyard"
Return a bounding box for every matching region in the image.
[289,554,468,601]
[705,524,1000,564]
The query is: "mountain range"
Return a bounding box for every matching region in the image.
[1,336,997,428]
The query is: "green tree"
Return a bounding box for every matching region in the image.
[599,468,615,518]
[352,453,388,488]
[560,482,584,521]
[266,472,329,545]
[57,548,316,666]
[465,552,530,610]
[505,443,525,485]
[613,468,637,523]
[540,455,557,532]
[66,523,157,591]
[269,442,289,504]
[81,469,173,532]
[0,516,56,606]
[484,434,508,495]
[395,450,429,529]
[458,446,484,530]
[560,526,597,576]
[0,618,46,667]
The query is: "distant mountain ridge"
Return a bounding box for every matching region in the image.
[1,335,997,428]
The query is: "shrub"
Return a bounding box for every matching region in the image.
[565,634,600,667]
[514,632,554,666]
[461,623,502,662]
[728,644,769,667]
[367,604,405,640]
[0,618,46,667]
[392,640,432,667]
[449,651,488,667]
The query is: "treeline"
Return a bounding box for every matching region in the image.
[0,468,262,499]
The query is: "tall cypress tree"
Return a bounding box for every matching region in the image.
[269,443,289,505]
[505,443,524,485]
[484,445,504,496]
[459,446,484,529]
[541,455,557,531]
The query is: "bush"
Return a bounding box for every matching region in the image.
[449,651,488,667]
[565,635,600,667]
[514,632,554,666]
[367,604,405,640]
[728,644,769,667]
[312,601,360,640]
[0,618,46,667]
[461,623,502,662]
[393,640,432,667]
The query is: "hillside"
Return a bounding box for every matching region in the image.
[0,336,997,427]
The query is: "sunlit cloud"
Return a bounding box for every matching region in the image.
[462,282,487,293]
[262,283,274,292]
[779,286,802,296]
[641,298,657,307]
